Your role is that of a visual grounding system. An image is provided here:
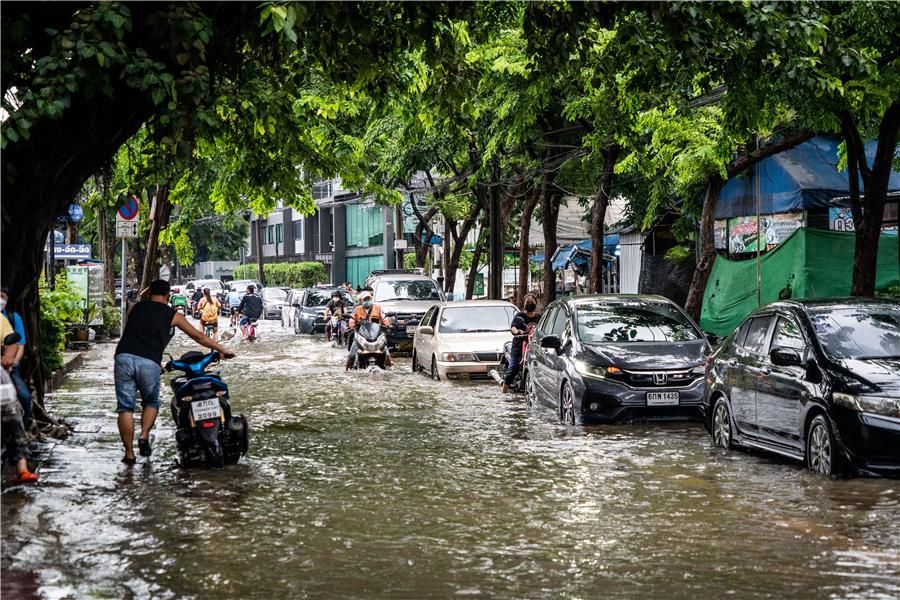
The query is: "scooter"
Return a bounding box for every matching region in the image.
[492,322,537,392]
[164,351,249,468]
[170,290,189,314]
[330,313,351,347]
[350,321,388,370]
[240,318,258,341]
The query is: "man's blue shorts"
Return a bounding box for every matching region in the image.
[114,353,161,413]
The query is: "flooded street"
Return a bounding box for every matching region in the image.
[3,321,899,599]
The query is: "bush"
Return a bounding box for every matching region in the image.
[232,262,328,289]
[39,274,83,373]
[102,293,121,332]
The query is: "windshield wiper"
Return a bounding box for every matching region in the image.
[463,328,505,333]
[854,355,900,360]
[381,297,413,302]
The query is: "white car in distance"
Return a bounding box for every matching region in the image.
[412,300,517,381]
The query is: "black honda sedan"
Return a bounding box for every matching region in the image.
[524,295,711,424]
[703,299,900,477]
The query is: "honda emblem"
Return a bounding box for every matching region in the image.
[653,373,668,385]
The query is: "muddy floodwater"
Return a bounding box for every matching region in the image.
[2,321,899,599]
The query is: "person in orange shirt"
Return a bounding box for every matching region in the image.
[346,290,392,370]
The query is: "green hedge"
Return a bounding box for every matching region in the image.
[232,262,328,289]
[39,274,83,373]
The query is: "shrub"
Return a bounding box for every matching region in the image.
[101,293,121,332]
[38,274,83,373]
[232,262,328,289]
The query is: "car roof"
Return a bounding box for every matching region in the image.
[563,294,676,306]
[440,300,515,309]
[369,273,435,281]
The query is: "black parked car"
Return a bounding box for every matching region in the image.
[525,295,710,424]
[703,299,900,477]
[294,287,352,334]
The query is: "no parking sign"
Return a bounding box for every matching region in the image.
[116,195,140,238]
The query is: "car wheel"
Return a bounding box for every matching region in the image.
[559,381,577,425]
[806,414,844,476]
[711,397,733,449]
[524,369,537,407]
[431,356,440,381]
[411,350,419,373]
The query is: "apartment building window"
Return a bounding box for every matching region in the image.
[267,225,275,244]
[292,220,303,240]
[346,203,383,248]
[275,223,283,244]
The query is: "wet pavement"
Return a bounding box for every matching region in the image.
[2,319,899,599]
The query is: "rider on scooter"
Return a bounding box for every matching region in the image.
[324,290,349,340]
[237,285,263,328]
[345,290,392,370]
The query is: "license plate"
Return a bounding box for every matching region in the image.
[406,325,418,334]
[646,392,679,406]
[191,399,221,421]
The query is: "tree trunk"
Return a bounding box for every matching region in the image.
[684,176,724,321]
[590,145,619,293]
[842,102,900,296]
[445,202,482,295]
[465,229,487,299]
[255,218,265,286]
[516,186,541,304]
[541,190,562,305]
[139,185,172,294]
[442,217,453,293]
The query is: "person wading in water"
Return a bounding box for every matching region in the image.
[114,279,235,464]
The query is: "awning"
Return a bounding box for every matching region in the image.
[716,136,900,220]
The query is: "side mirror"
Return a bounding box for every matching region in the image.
[704,332,721,346]
[540,334,561,350]
[770,347,802,367]
[417,325,433,336]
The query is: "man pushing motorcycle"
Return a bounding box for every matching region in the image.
[345,290,392,370]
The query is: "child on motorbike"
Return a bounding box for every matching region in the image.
[345,290,392,370]
[324,290,349,342]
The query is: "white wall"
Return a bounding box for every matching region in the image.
[619,232,644,294]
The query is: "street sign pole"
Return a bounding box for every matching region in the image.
[121,237,126,337]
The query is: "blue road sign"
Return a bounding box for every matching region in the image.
[118,195,139,220]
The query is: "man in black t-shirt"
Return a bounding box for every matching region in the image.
[237,285,263,326]
[502,293,542,393]
[115,279,235,464]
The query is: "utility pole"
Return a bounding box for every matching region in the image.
[255,217,265,286]
[489,157,503,299]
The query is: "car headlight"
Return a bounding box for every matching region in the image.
[442,352,477,362]
[573,359,621,379]
[833,392,900,418]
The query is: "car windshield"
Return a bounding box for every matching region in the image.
[808,305,900,360]
[374,280,441,302]
[306,290,333,307]
[230,280,255,291]
[197,280,222,291]
[263,288,287,300]
[439,306,516,333]
[575,301,700,343]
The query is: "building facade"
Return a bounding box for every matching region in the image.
[245,179,420,287]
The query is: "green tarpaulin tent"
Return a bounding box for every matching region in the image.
[700,228,900,336]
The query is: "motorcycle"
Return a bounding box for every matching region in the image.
[329,313,351,347]
[350,321,387,370]
[494,322,537,393]
[240,318,258,341]
[164,351,249,468]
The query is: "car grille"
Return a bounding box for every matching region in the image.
[617,369,701,389]
[389,312,425,327]
[475,352,501,363]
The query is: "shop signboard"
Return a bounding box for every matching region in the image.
[728,213,802,254]
[829,207,855,232]
[66,264,104,325]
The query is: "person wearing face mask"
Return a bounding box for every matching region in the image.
[346,290,392,370]
[501,293,542,394]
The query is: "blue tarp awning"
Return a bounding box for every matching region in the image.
[535,234,622,271]
[716,136,900,220]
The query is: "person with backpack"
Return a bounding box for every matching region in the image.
[197,287,221,341]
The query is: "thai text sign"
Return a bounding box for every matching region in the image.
[728,213,802,254]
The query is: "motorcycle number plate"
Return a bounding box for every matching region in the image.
[191,399,221,422]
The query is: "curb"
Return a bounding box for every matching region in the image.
[48,352,85,391]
